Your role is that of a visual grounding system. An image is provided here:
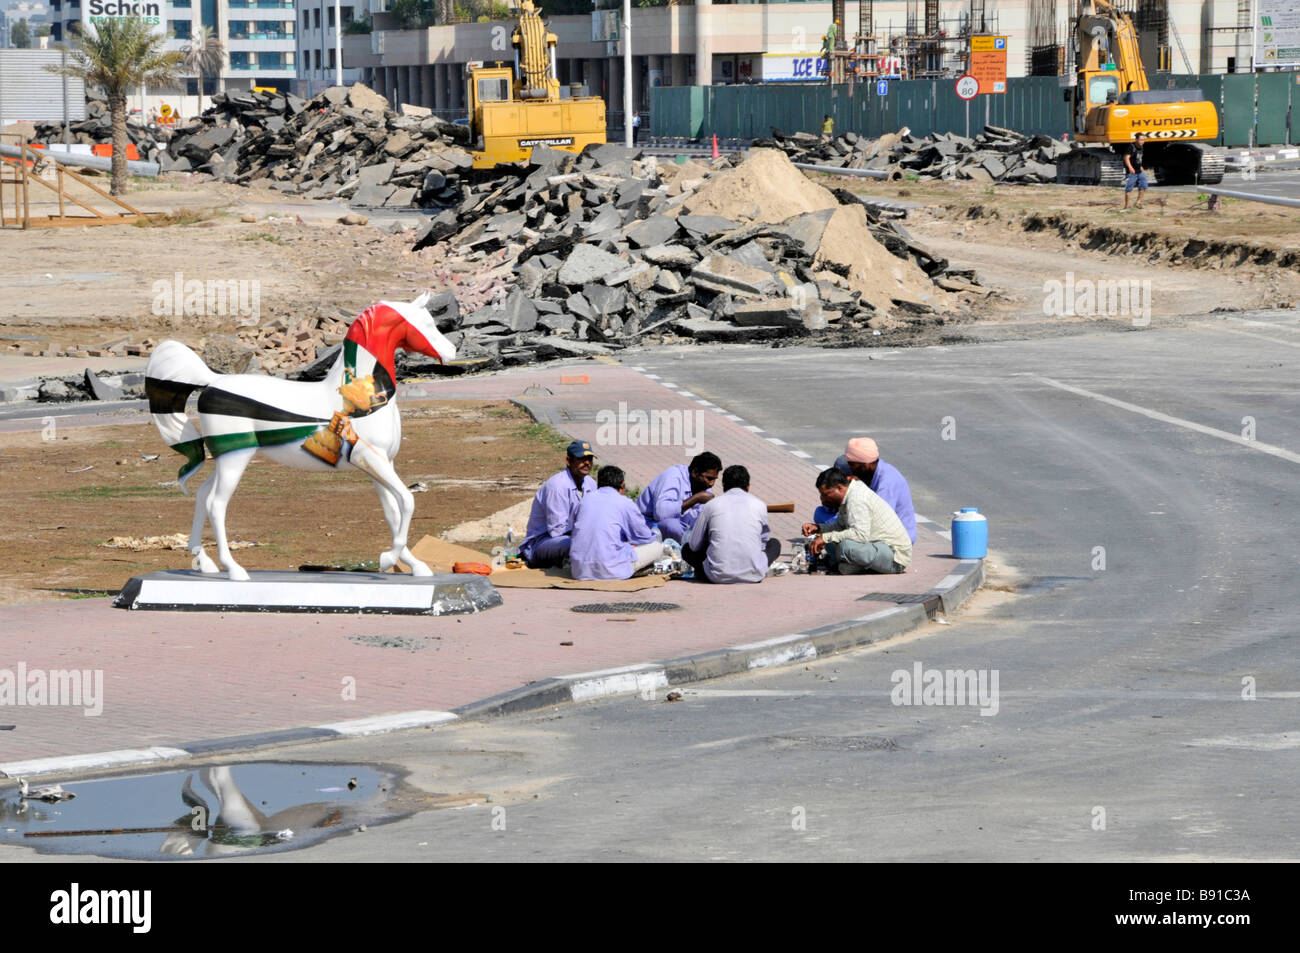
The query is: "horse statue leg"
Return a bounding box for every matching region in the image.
[206,448,256,581]
[350,440,432,577]
[188,473,222,574]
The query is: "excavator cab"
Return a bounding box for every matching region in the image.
[1058,0,1223,185]
[464,2,606,169]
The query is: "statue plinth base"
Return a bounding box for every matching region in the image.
[113,570,502,616]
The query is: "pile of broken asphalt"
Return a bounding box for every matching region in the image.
[0,363,982,779]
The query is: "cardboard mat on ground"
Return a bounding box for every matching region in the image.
[408,536,669,591]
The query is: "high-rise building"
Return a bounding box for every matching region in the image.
[48,0,297,103]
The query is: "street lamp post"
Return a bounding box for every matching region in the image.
[334,0,343,86]
[622,0,632,146]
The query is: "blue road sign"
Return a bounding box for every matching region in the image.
[994,36,1007,50]
[876,79,888,96]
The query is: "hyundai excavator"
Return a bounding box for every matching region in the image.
[1057,0,1224,186]
[465,1,606,169]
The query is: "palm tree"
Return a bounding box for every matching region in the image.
[181,26,224,118]
[47,19,183,196]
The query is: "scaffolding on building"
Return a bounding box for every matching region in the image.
[841,0,1001,84]
[1028,0,1065,76]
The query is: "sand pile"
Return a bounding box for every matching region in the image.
[814,204,942,313]
[682,148,838,224]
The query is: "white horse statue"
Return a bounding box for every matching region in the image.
[145,292,456,581]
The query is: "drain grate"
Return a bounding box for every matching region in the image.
[571,601,682,614]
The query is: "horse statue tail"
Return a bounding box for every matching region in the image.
[146,340,217,494]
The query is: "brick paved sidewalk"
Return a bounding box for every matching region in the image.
[0,362,966,765]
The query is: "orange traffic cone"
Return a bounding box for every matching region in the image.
[711,133,720,159]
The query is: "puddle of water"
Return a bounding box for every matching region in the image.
[0,762,402,860]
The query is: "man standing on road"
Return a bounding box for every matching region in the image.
[632,112,641,144]
[520,440,597,569]
[803,468,911,575]
[1117,132,1148,209]
[638,451,722,543]
[683,465,781,584]
[570,465,663,580]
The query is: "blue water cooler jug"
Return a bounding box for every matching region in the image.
[951,508,988,559]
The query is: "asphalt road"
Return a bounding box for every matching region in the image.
[7,310,1297,863]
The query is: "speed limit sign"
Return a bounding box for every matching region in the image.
[955,75,980,100]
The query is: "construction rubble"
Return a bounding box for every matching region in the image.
[297,144,982,377]
[755,124,1070,185]
[30,84,477,209]
[15,93,995,399]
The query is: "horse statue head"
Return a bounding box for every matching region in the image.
[344,291,457,386]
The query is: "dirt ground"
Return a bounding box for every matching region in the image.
[0,400,557,603]
[831,176,1300,322]
[0,175,437,353]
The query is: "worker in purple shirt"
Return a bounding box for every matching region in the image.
[683,464,782,583]
[519,439,597,568]
[636,451,722,543]
[812,443,917,543]
[570,465,664,580]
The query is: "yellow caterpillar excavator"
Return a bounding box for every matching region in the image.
[465,1,606,169]
[1057,0,1224,186]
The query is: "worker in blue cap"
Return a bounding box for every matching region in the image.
[520,439,598,568]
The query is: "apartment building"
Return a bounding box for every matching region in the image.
[295,0,362,97]
[48,0,296,101]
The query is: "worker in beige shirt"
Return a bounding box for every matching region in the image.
[802,467,911,574]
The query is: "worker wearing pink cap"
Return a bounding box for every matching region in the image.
[842,437,917,544]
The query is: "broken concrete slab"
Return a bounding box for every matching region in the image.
[501,288,539,332]
[690,254,779,297]
[678,214,739,239]
[673,318,793,343]
[641,243,700,268]
[624,214,680,249]
[583,283,627,317]
[351,183,397,207]
[83,368,123,401]
[557,243,626,285]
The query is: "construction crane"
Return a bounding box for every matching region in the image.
[1057,0,1223,185]
[464,1,606,169]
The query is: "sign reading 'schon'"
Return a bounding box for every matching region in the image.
[82,1,164,31]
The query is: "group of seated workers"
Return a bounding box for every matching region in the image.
[519,436,916,582]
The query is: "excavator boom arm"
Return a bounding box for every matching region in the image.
[512,0,559,101]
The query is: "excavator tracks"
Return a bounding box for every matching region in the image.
[1056,148,1128,187]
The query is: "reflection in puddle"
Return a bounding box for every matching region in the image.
[0,762,401,860]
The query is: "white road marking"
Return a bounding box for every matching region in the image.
[1187,732,1300,751]
[1031,375,1300,466]
[791,450,813,459]
[1203,324,1300,349]
[682,689,816,698]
